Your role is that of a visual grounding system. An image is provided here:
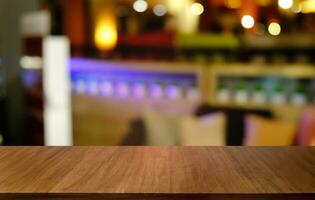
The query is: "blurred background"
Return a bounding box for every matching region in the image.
[0,0,315,146]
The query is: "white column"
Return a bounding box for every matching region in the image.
[43,37,72,146]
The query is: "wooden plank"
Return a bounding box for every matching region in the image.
[0,194,314,200]
[0,147,314,199]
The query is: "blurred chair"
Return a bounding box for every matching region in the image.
[121,119,146,146]
[121,104,273,146]
[195,105,273,145]
[143,108,179,146]
[142,101,198,146]
[179,112,226,146]
[296,107,315,146]
[244,115,297,146]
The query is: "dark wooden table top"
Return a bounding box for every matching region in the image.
[0,147,314,200]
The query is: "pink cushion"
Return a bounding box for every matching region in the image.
[297,107,315,146]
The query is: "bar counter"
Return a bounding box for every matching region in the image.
[0,147,314,199]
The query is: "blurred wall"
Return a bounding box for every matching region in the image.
[61,0,88,55]
[0,0,39,145]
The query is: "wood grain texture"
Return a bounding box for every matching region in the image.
[0,147,314,200]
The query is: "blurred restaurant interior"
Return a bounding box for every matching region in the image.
[0,0,315,146]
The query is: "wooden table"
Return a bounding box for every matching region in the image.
[0,147,314,200]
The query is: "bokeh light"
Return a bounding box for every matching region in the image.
[241,15,255,29]
[153,4,167,16]
[95,18,117,51]
[190,3,204,16]
[278,0,293,9]
[133,0,148,13]
[268,22,281,36]
[292,4,302,13]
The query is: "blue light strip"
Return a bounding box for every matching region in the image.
[69,58,199,100]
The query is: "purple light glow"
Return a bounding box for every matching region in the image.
[165,85,182,100]
[100,81,114,97]
[70,58,133,73]
[70,58,197,82]
[149,84,163,99]
[116,82,130,98]
[74,80,86,94]
[69,58,199,100]
[88,81,99,96]
[132,83,146,98]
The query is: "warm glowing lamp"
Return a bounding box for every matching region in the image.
[95,19,117,51]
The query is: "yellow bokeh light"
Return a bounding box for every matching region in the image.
[268,22,281,36]
[95,18,117,51]
[191,3,204,16]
